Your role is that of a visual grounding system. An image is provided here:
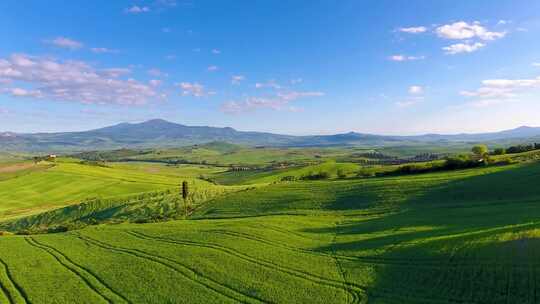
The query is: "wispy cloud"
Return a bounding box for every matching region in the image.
[212,49,221,55]
[397,26,427,34]
[395,85,425,108]
[149,79,162,87]
[0,54,160,105]
[533,62,540,67]
[290,78,303,84]
[124,5,150,14]
[231,75,245,85]
[147,68,168,77]
[47,37,83,50]
[177,82,214,97]
[408,85,423,94]
[443,42,485,55]
[460,76,540,107]
[2,87,43,98]
[221,90,324,114]
[395,98,423,108]
[388,55,425,62]
[207,65,219,72]
[90,47,119,54]
[255,80,282,90]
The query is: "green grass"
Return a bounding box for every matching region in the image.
[0,159,227,220]
[1,159,540,303]
[212,161,361,185]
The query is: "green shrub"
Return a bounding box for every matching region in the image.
[280,175,297,182]
[300,171,330,180]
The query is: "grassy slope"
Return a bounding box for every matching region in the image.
[0,160,212,220]
[212,161,361,185]
[0,161,540,302]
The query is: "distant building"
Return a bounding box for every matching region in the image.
[46,154,57,161]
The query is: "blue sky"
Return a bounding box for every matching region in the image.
[1,0,540,135]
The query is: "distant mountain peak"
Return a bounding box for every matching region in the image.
[138,119,183,126]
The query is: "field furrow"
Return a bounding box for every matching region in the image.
[74,233,264,304]
[24,237,128,304]
[0,258,29,304]
[126,230,368,302]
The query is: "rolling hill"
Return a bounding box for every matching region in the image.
[2,160,540,303]
[1,119,540,152]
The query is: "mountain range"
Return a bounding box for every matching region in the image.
[1,119,539,152]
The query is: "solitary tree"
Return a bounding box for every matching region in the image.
[472,145,489,157]
[182,181,189,216]
[182,181,189,200]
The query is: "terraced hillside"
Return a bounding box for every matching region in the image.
[0,161,540,303]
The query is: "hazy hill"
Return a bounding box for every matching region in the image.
[1,119,539,152]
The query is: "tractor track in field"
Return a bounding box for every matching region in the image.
[74,233,267,304]
[24,237,129,304]
[210,229,361,304]
[127,230,368,303]
[0,279,10,304]
[0,257,29,304]
[128,230,472,304]
[210,229,540,270]
[331,221,363,304]
[250,223,320,241]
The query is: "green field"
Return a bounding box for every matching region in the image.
[1,153,540,303]
[0,159,226,220]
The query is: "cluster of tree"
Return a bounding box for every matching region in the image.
[300,171,331,180]
[79,160,109,167]
[354,152,398,160]
[492,143,540,155]
[33,155,57,163]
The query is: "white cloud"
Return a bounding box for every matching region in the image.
[255,80,282,89]
[221,90,324,114]
[395,98,423,108]
[125,5,150,14]
[408,85,423,94]
[155,0,178,8]
[290,78,303,84]
[101,68,131,78]
[90,47,119,54]
[207,65,219,72]
[0,54,160,105]
[533,63,540,67]
[147,68,168,77]
[178,82,214,97]
[460,76,540,106]
[212,49,221,54]
[3,87,43,98]
[436,21,506,41]
[468,99,518,108]
[276,91,324,101]
[231,75,245,85]
[389,55,425,62]
[398,26,427,34]
[149,79,162,87]
[48,37,83,49]
[443,42,485,55]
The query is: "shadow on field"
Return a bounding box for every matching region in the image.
[307,162,540,303]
